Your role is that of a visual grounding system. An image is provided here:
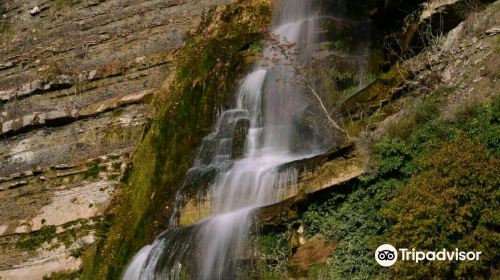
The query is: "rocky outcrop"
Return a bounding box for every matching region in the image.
[0,89,154,136]
[0,0,233,278]
[287,235,335,279]
[178,144,365,227]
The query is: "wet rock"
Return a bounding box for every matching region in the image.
[232,118,249,158]
[197,138,217,165]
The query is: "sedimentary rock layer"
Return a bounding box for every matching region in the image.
[0,0,231,278]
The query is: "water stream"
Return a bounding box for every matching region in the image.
[122,1,336,279]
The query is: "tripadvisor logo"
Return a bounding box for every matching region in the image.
[375,244,398,267]
[375,244,482,267]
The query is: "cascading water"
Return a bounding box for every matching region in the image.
[122,1,324,279]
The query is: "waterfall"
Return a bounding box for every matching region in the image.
[122,1,322,279]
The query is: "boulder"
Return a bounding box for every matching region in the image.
[288,235,335,277]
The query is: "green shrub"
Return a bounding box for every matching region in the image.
[295,95,500,279]
[301,177,402,279]
[383,139,500,279]
[258,231,291,279]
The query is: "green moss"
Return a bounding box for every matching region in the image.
[307,264,330,279]
[84,161,102,179]
[43,270,81,280]
[70,245,88,258]
[80,1,271,279]
[327,39,351,52]
[53,0,72,10]
[111,162,121,171]
[111,109,123,119]
[17,225,57,251]
[0,21,14,42]
[57,228,78,248]
[249,39,265,54]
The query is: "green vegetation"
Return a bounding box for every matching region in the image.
[18,225,57,251]
[384,138,498,279]
[261,91,500,279]
[84,161,102,179]
[0,21,14,42]
[16,218,102,253]
[328,39,351,52]
[293,93,500,279]
[43,270,81,280]
[258,231,292,279]
[80,1,271,279]
[112,162,122,171]
[53,0,72,10]
[249,39,265,54]
[70,244,88,258]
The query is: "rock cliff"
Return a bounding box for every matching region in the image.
[0,0,232,279]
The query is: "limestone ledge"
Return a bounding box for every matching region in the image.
[0,88,155,136]
[177,145,365,227]
[0,50,174,106]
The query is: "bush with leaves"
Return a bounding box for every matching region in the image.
[297,95,499,279]
[383,139,500,279]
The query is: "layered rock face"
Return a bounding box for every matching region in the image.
[0,0,230,279]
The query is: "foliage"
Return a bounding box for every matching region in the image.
[295,94,500,279]
[301,178,401,279]
[328,39,350,52]
[385,90,443,141]
[258,231,292,279]
[384,139,500,279]
[249,39,265,54]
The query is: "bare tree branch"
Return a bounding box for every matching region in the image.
[266,34,351,140]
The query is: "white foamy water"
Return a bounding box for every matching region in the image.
[122,1,321,279]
